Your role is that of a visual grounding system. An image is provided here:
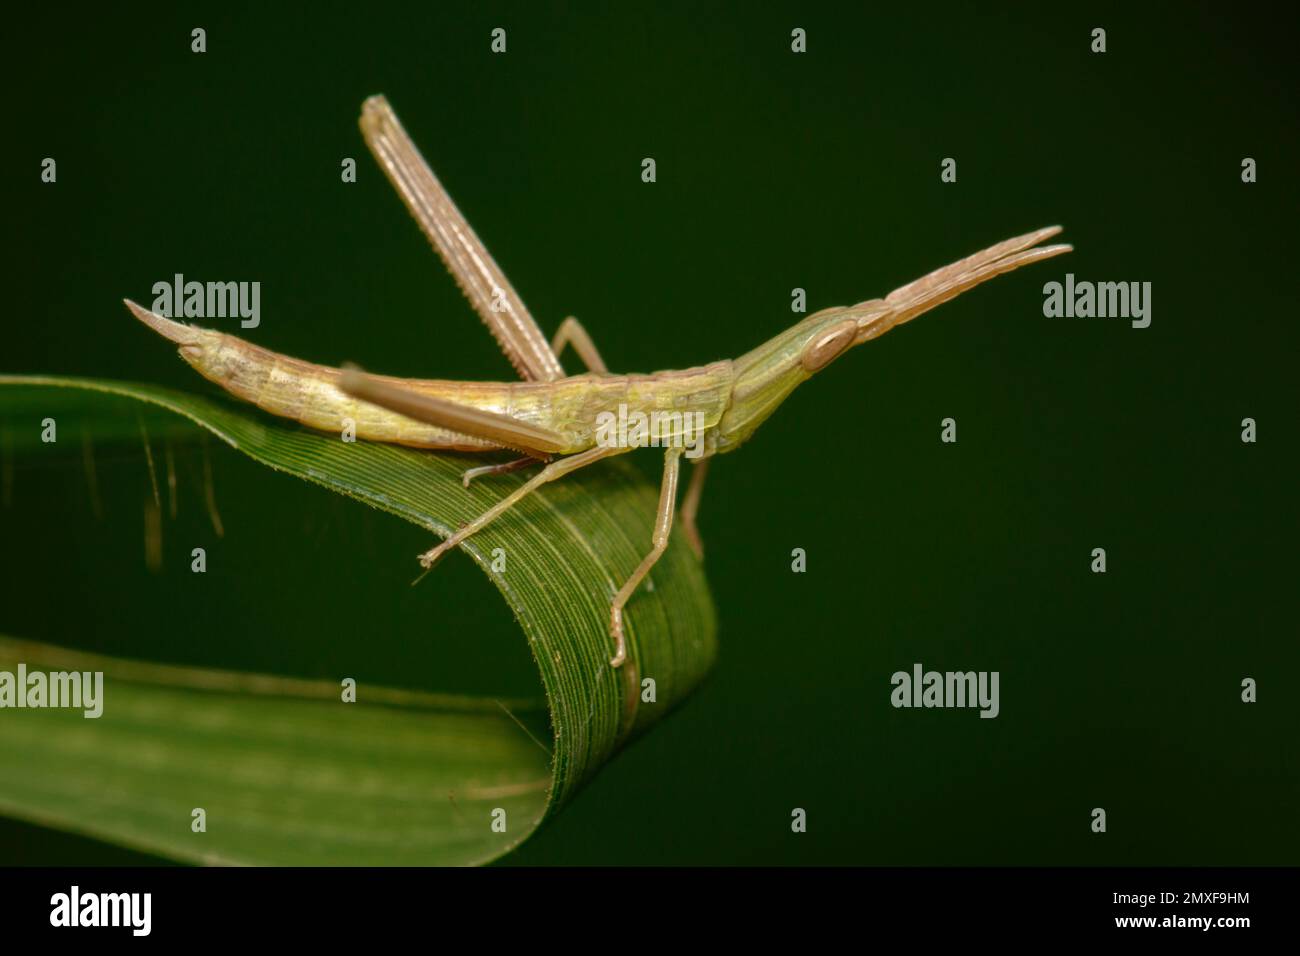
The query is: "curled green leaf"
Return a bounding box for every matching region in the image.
[0,376,717,865]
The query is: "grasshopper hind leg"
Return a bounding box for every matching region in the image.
[550,316,609,374]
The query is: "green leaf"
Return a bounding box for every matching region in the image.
[0,375,718,865]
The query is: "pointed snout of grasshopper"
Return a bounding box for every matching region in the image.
[124,299,204,357]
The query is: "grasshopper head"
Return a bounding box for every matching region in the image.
[716,226,1071,452]
[717,301,893,452]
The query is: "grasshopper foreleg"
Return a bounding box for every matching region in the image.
[679,456,710,560]
[609,446,684,668]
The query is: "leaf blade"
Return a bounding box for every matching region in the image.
[0,375,718,863]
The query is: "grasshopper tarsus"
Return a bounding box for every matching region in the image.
[608,607,628,669]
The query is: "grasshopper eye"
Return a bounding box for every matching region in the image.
[800,319,857,372]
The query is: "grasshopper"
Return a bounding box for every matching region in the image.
[125,96,1071,668]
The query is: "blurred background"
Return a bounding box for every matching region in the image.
[1,2,1296,864]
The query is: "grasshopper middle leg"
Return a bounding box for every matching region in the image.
[419,444,624,568]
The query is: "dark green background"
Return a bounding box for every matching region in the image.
[2,2,1295,864]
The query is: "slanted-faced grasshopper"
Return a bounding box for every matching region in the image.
[126,96,1071,667]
